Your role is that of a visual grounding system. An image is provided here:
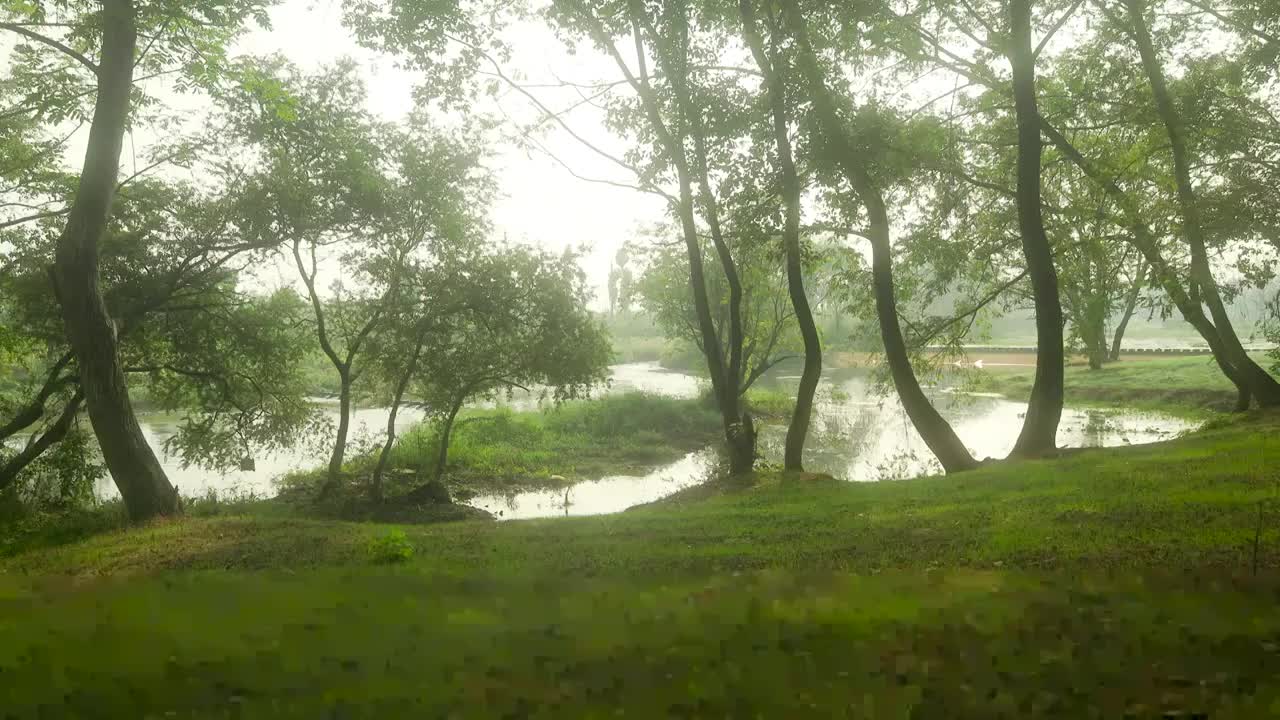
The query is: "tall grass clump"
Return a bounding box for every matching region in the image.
[389,393,720,486]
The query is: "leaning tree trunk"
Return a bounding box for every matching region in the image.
[739,0,822,471]
[1039,119,1253,409]
[1110,262,1148,361]
[1125,0,1280,407]
[1008,0,1065,457]
[597,6,754,474]
[371,334,426,501]
[783,1,977,473]
[52,0,178,521]
[433,398,465,483]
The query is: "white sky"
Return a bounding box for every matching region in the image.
[231,0,665,308]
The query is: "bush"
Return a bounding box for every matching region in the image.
[366,529,415,564]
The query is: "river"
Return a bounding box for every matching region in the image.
[89,361,1198,520]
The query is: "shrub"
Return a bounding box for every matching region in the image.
[366,529,415,564]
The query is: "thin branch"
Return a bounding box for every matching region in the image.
[1035,0,1086,58]
[0,23,99,75]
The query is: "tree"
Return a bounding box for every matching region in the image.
[608,244,636,317]
[50,0,177,520]
[1003,0,1066,456]
[635,232,806,395]
[222,59,491,495]
[774,1,980,473]
[409,246,613,500]
[1,177,316,499]
[2,0,276,520]
[363,248,491,501]
[910,0,1280,411]
[738,0,824,472]
[1118,0,1280,407]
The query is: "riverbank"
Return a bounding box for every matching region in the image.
[263,393,723,512]
[4,412,1279,716]
[975,353,1267,415]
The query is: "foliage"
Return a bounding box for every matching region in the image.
[743,387,794,419]
[635,232,808,393]
[0,175,318,502]
[365,528,414,564]
[341,0,514,108]
[406,243,614,479]
[216,56,494,485]
[0,423,103,511]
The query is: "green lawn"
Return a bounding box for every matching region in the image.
[3,413,1280,717]
[979,353,1261,415]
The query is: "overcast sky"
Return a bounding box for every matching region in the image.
[230,0,665,308]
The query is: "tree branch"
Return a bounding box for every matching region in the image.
[0,23,100,75]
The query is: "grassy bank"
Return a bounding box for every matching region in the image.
[385,392,722,491]
[3,413,1280,716]
[977,353,1261,415]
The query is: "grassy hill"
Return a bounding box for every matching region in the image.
[3,412,1280,717]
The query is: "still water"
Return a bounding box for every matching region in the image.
[100,362,1198,519]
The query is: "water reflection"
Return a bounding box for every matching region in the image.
[465,449,716,520]
[96,361,1197,519]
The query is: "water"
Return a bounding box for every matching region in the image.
[465,449,716,519]
[89,361,1196,519]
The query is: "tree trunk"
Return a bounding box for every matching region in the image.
[1039,119,1255,406]
[1124,0,1280,406]
[52,0,178,521]
[600,8,752,474]
[1008,0,1065,457]
[1110,262,1148,361]
[433,398,465,482]
[1086,341,1106,371]
[371,335,426,502]
[322,371,352,495]
[739,0,822,471]
[782,1,977,473]
[646,8,756,474]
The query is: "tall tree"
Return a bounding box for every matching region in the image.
[1006,0,1065,456]
[1120,0,1280,407]
[49,0,179,520]
[738,0,823,472]
[779,2,978,473]
[545,0,759,472]
[224,59,488,494]
[2,0,277,520]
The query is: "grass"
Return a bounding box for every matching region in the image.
[3,412,1280,716]
[386,392,722,491]
[978,353,1257,415]
[743,386,795,419]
